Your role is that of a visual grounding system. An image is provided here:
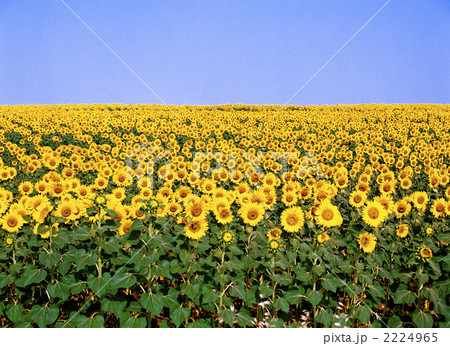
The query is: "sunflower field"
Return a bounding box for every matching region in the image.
[0,103,449,328]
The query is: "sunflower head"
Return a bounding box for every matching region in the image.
[267,228,282,240]
[267,239,281,253]
[417,246,433,261]
[358,232,377,253]
[94,195,107,207]
[220,230,234,246]
[396,224,409,238]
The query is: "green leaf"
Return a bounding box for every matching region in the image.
[307,290,323,306]
[74,250,98,271]
[0,272,15,289]
[104,208,119,218]
[437,232,450,243]
[110,272,137,290]
[321,276,339,293]
[423,287,447,315]
[283,288,305,305]
[140,292,164,316]
[274,297,290,313]
[393,289,416,304]
[387,315,403,328]
[71,226,91,241]
[202,285,220,304]
[412,310,433,328]
[120,313,146,328]
[101,298,127,316]
[355,305,371,324]
[219,308,235,327]
[86,273,114,297]
[170,305,191,327]
[77,315,104,328]
[28,305,59,328]
[367,282,384,299]
[164,288,180,310]
[47,281,70,300]
[235,308,253,327]
[15,268,47,287]
[6,303,24,323]
[181,283,201,301]
[316,308,333,327]
[130,219,145,231]
[39,250,61,268]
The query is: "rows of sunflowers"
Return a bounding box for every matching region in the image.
[0,104,448,328]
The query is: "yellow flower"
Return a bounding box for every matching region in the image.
[417,246,432,261]
[358,232,377,253]
[362,201,388,228]
[280,206,305,233]
[315,201,343,228]
[396,224,409,238]
[183,219,208,240]
[430,198,447,218]
[317,232,330,243]
[239,203,265,227]
[1,213,25,233]
[349,190,367,208]
[267,228,282,240]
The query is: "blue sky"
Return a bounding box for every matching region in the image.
[1,0,449,106]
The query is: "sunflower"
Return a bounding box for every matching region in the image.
[315,201,343,228]
[185,199,209,221]
[239,203,265,227]
[118,219,133,236]
[281,191,298,207]
[393,199,412,218]
[214,208,233,225]
[379,180,396,195]
[183,219,208,240]
[280,206,305,233]
[412,191,429,212]
[111,187,126,202]
[267,228,282,240]
[55,200,79,221]
[417,246,432,261]
[396,224,409,238]
[362,201,388,228]
[374,195,395,214]
[267,239,281,253]
[1,212,25,233]
[94,176,109,190]
[430,198,447,218]
[358,232,377,253]
[349,190,367,208]
[220,230,234,246]
[317,231,330,243]
[166,201,182,216]
[18,181,34,195]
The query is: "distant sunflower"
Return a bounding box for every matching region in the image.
[362,201,387,228]
[280,206,305,233]
[358,232,377,253]
[315,201,343,228]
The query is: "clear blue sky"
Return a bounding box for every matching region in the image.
[1,0,449,106]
